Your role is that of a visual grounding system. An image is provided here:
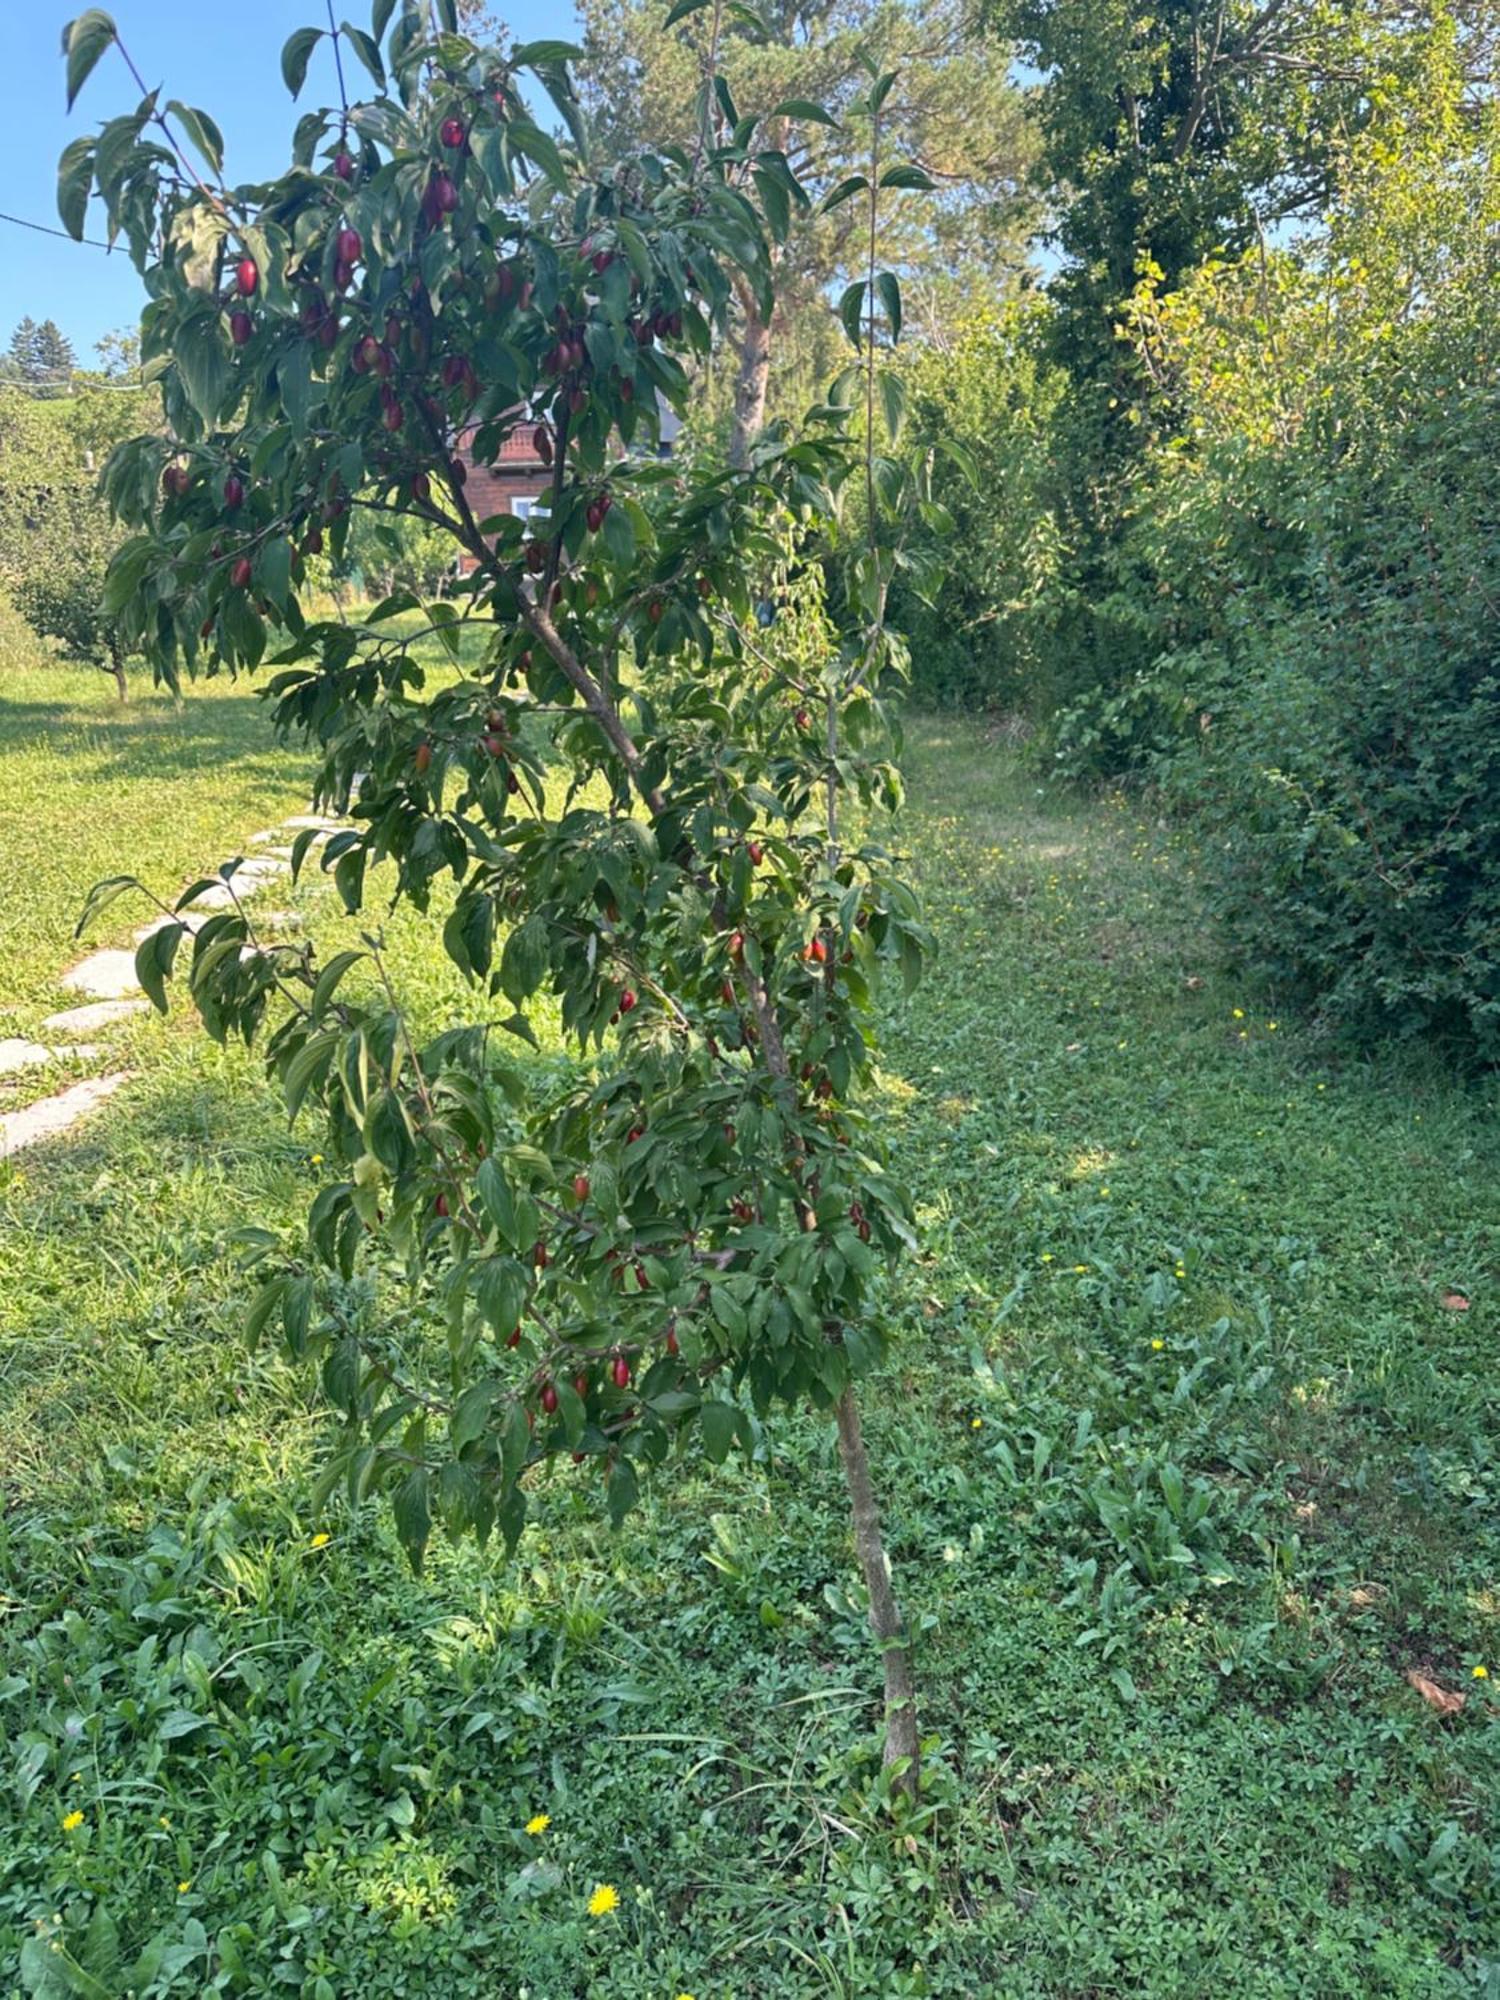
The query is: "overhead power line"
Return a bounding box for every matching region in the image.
[0,208,115,252]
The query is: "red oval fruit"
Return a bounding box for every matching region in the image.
[612,1354,631,1389]
[411,471,431,504]
[229,310,253,347]
[333,257,354,292]
[572,1174,590,1201]
[540,1382,559,1414]
[619,989,637,1014]
[805,936,828,964]
[336,226,362,265]
[665,1328,679,1356]
[334,150,354,182]
[532,424,553,465]
[440,116,467,149]
[223,474,245,509]
[795,708,811,729]
[574,1372,590,1397]
[524,541,548,574]
[430,171,459,215]
[381,399,404,432]
[627,1124,644,1143]
[235,255,259,296]
[302,526,323,556]
[229,556,253,589]
[414,740,433,774]
[647,599,664,624]
[532,1240,548,1269]
[586,501,603,534]
[748,841,764,865]
[161,463,190,498]
[728,931,744,960]
[434,1192,449,1217]
[507,1326,522,1349]
[357,334,381,373]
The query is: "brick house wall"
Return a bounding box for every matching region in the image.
[455,424,552,567]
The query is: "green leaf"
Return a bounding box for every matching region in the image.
[821,174,868,216]
[173,309,230,425]
[605,1457,639,1528]
[768,98,839,128]
[837,279,866,351]
[475,1157,517,1243]
[134,921,184,1013]
[63,10,118,111]
[879,163,936,192]
[74,872,141,938]
[699,1400,739,1463]
[339,20,385,87]
[877,366,906,442]
[280,27,323,99]
[752,166,790,243]
[311,948,365,1018]
[57,136,95,242]
[509,117,569,190]
[662,0,711,24]
[393,1467,431,1571]
[166,102,224,175]
[875,270,901,345]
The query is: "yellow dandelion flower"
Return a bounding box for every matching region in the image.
[1474,1665,1489,1680]
[309,1532,331,1549]
[1151,1339,1165,1351]
[1040,1252,1054,1263]
[159,1815,172,1828]
[61,1811,84,1833]
[587,1883,620,1917]
[970,1417,983,1430]
[1267,1021,1278,1031]
[1073,1264,1089,1274]
[310,1153,324,1166]
[177,1881,191,1895]
[525,1814,551,1836]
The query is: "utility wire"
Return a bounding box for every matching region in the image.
[0,208,115,251]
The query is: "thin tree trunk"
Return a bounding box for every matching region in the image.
[835,1381,919,1794]
[728,288,772,470]
[107,641,127,703]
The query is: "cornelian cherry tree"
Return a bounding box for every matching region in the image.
[62,0,953,1784]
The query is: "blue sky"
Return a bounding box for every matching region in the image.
[1,1,581,363]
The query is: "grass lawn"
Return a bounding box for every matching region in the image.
[2,659,1498,1997]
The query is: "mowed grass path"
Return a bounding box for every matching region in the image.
[1,668,1497,1997]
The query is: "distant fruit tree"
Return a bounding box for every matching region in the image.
[61,0,962,1787]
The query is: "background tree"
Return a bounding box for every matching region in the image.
[7,317,78,393]
[580,0,1038,459]
[62,0,944,1784]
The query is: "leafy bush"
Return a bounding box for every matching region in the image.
[887,308,1067,712]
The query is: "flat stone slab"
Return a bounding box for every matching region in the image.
[60,949,142,1000]
[0,1038,54,1075]
[0,1073,131,1159]
[283,815,346,832]
[40,999,149,1035]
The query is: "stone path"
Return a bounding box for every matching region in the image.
[3,808,344,1159]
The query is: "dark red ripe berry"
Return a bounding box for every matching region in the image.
[524,541,548,574]
[302,526,323,556]
[431,171,459,214]
[697,575,713,598]
[586,501,603,533]
[666,1329,679,1356]
[647,599,664,624]
[619,989,638,1014]
[223,474,245,509]
[533,424,553,465]
[572,1174,590,1201]
[748,841,764,865]
[627,1125,645,1143]
[507,1326,522,1349]
[411,472,431,504]
[795,708,811,729]
[229,556,253,589]
[336,227,362,265]
[414,740,433,774]
[817,1078,834,1100]
[334,258,355,292]
[357,334,381,373]
[806,936,829,964]
[440,116,466,149]
[162,463,190,499]
[574,1373,590,1397]
[449,457,467,486]
[440,354,466,390]
[612,1354,631,1389]
[568,386,589,417]
[532,1240,548,1269]
[382,399,404,432]
[720,980,735,1004]
[235,256,259,296]
[482,733,507,759]
[334,151,354,182]
[857,1219,872,1242]
[541,1382,559,1414]
[435,1192,450,1217]
[728,932,744,960]
[229,310,253,347]
[633,318,653,347]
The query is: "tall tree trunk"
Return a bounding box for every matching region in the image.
[835,1382,919,1794]
[728,281,772,470]
[107,640,127,703]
